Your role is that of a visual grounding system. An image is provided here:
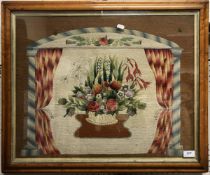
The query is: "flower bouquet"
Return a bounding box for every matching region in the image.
[58,56,150,125]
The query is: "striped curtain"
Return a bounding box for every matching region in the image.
[145,49,173,154]
[145,49,173,108]
[148,109,172,154]
[35,48,62,155]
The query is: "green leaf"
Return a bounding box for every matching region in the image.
[94,41,100,46]
[90,81,93,89]
[66,40,76,44]
[78,98,83,105]
[71,36,85,41]
[120,68,126,82]
[77,42,86,46]
[130,83,135,89]
[58,98,67,105]
[85,80,88,86]
[95,110,105,115]
[74,86,80,91]
[64,108,70,117]
[72,89,77,94]
[118,105,126,111]
[124,100,132,107]
[123,43,131,46]
[132,41,141,45]
[98,75,102,84]
[120,37,133,41]
[109,74,112,82]
[137,102,146,109]
[74,86,85,93]
[117,61,123,81]
[108,39,114,44]
[75,98,87,106]
[94,61,97,79]
[107,90,117,99]
[68,96,74,103]
[64,107,76,117]
[133,89,140,96]
[110,58,115,75]
[87,75,91,87]
[64,102,72,108]
[103,63,107,81]
[127,107,137,116]
[118,100,125,106]
[77,105,87,111]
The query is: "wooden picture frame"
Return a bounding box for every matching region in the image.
[1,0,208,173]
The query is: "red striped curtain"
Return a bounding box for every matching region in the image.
[148,109,172,154]
[145,49,174,154]
[145,49,173,108]
[35,48,62,155]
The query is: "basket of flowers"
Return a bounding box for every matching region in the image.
[58,56,150,126]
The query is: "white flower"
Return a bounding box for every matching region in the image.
[84,86,91,94]
[100,105,105,110]
[104,59,111,71]
[96,94,102,100]
[117,91,125,99]
[98,58,102,63]
[102,98,107,103]
[103,109,107,114]
[76,91,84,98]
[86,94,94,101]
[97,58,103,72]
[102,92,107,97]
[122,85,129,92]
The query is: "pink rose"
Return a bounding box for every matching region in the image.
[106,99,118,112]
[87,101,100,112]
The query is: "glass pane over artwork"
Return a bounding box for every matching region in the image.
[13,12,198,162]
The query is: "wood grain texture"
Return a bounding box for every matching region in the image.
[1,2,12,172]
[1,0,208,10]
[199,1,209,171]
[1,0,208,173]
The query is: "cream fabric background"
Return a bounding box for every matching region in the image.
[0,0,209,174]
[45,46,160,154]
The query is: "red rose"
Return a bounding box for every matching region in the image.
[93,84,102,94]
[106,99,118,112]
[99,36,108,45]
[110,80,122,90]
[87,101,100,112]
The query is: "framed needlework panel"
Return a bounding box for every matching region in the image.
[1,0,208,173]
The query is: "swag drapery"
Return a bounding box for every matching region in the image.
[145,49,174,154]
[35,48,62,155]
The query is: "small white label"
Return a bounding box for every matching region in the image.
[117,24,125,30]
[183,150,195,158]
